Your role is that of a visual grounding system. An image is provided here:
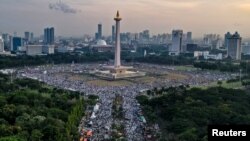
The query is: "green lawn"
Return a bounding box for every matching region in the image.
[174,65,197,71]
[193,81,243,89]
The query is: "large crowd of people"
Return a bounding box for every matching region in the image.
[15,63,235,140]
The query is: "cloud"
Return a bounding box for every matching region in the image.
[49,1,80,14]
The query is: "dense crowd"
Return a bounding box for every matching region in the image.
[15,63,234,140]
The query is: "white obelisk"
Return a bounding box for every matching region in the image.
[114,11,122,68]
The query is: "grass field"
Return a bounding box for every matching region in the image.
[68,74,93,81]
[193,81,243,89]
[86,72,190,86]
[174,65,197,71]
[160,73,189,80]
[53,69,193,87]
[133,76,157,83]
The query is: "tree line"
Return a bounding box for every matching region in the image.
[194,61,250,73]
[0,74,85,141]
[136,86,250,141]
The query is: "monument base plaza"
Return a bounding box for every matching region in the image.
[94,66,146,80]
[93,11,145,80]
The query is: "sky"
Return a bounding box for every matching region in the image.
[0,0,250,38]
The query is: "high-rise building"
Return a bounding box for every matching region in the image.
[50,27,55,44]
[187,32,192,43]
[2,34,10,43]
[170,30,183,55]
[44,27,55,45]
[44,28,48,43]
[95,33,99,40]
[112,25,115,42]
[0,36,4,52]
[42,45,55,54]
[11,37,23,52]
[2,34,10,50]
[26,45,43,56]
[242,42,250,55]
[98,23,102,39]
[224,32,231,48]
[24,32,30,42]
[203,34,220,46]
[226,32,242,60]
[30,32,34,43]
[143,30,150,40]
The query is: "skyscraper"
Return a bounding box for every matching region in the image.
[224,32,231,48]
[0,36,4,52]
[112,25,115,42]
[44,27,55,45]
[226,32,242,60]
[2,34,10,50]
[170,30,183,55]
[95,33,99,40]
[44,28,47,43]
[187,32,192,43]
[24,32,30,42]
[11,37,23,52]
[98,23,102,40]
[30,32,34,43]
[51,27,55,44]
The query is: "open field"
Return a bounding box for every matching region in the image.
[68,74,93,81]
[54,71,190,87]
[193,81,243,89]
[160,73,189,80]
[132,76,157,83]
[174,65,198,71]
[86,72,190,86]
[86,79,133,86]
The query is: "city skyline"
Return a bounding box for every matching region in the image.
[0,0,250,38]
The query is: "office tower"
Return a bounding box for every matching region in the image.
[203,34,220,45]
[112,25,115,42]
[187,32,192,43]
[143,30,150,40]
[226,32,242,60]
[44,28,48,43]
[2,34,9,43]
[30,32,34,42]
[13,32,17,37]
[98,23,102,39]
[44,27,55,45]
[42,45,55,54]
[186,44,198,53]
[11,37,23,51]
[224,32,231,48]
[2,33,11,51]
[2,34,10,50]
[242,42,250,55]
[0,36,4,52]
[50,27,55,44]
[95,33,99,40]
[135,33,139,41]
[24,32,30,42]
[26,45,43,56]
[170,30,183,55]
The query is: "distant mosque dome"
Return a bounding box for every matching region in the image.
[96,40,107,46]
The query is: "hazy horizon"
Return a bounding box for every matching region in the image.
[0,0,250,38]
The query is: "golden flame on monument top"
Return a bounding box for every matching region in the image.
[114,10,122,21]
